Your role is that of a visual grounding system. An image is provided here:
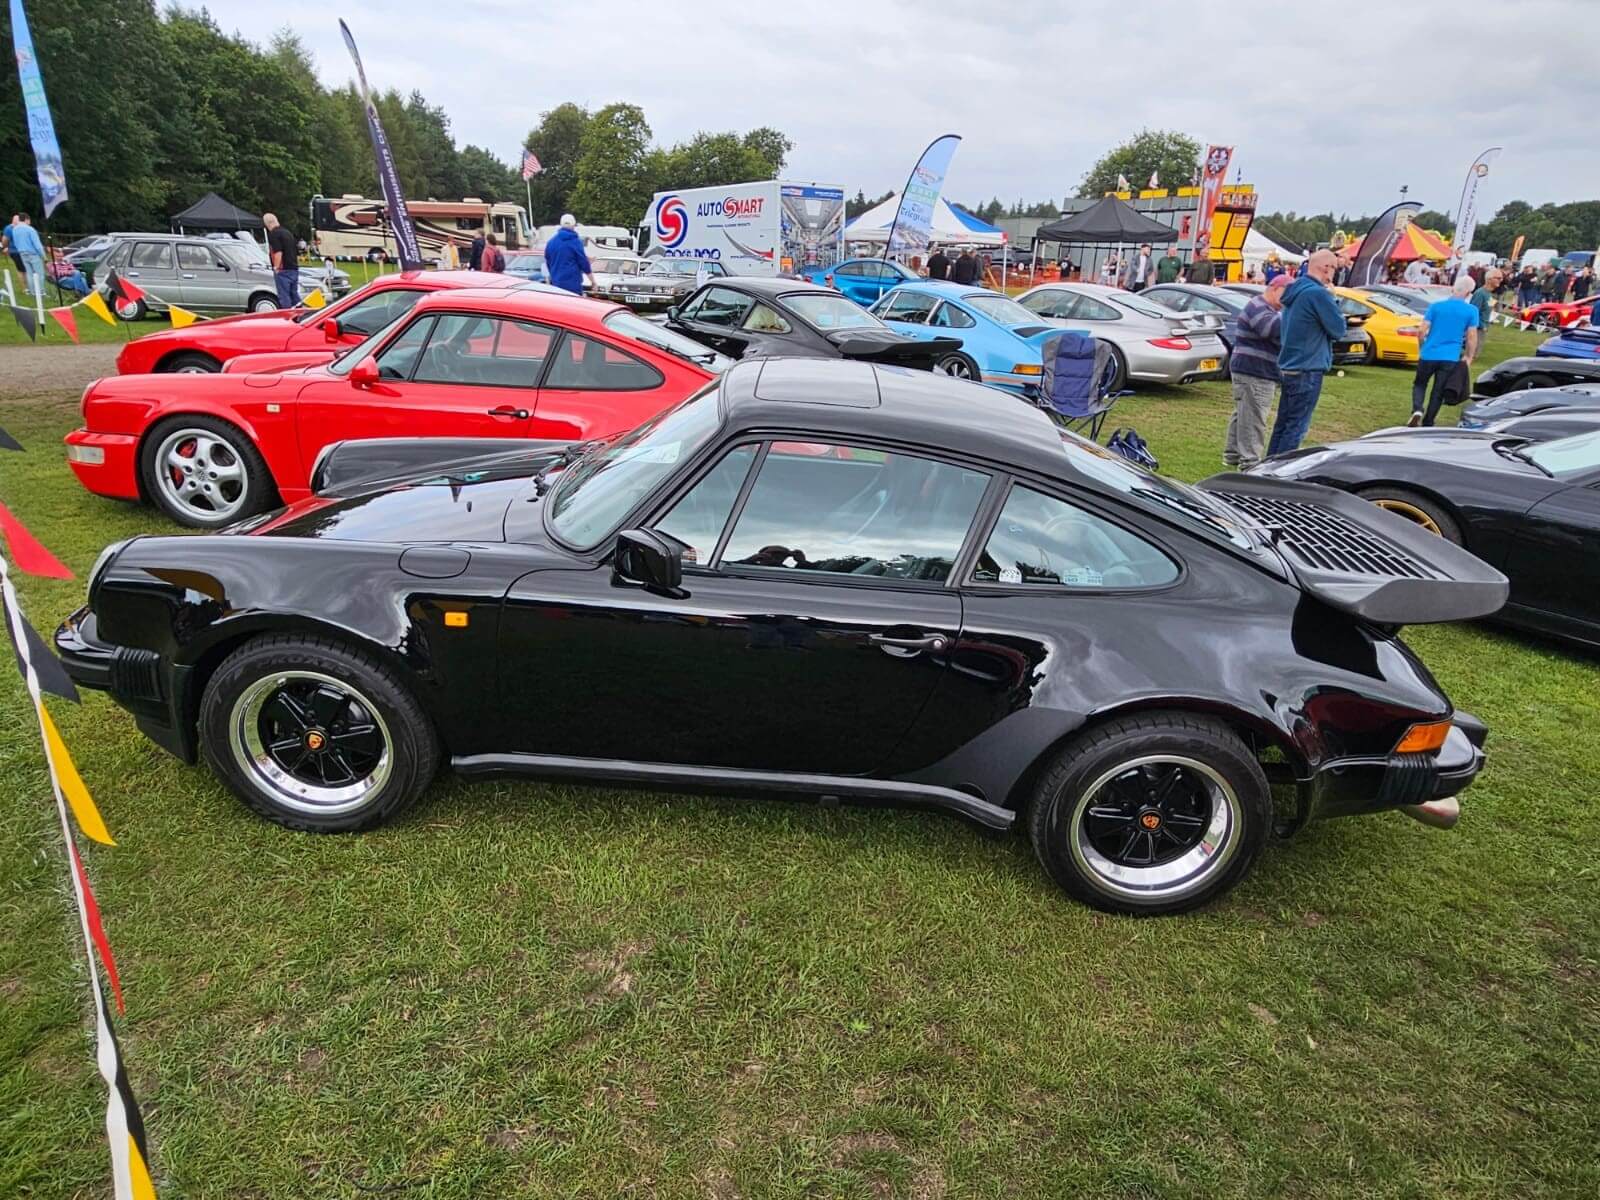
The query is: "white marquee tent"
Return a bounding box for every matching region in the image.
[1243,226,1305,273]
[844,191,1007,249]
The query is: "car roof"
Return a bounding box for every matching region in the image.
[890,280,1000,300]
[713,276,837,296]
[718,358,1082,480]
[409,286,623,322]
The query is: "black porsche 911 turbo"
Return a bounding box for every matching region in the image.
[665,276,961,368]
[1254,426,1600,649]
[1473,355,1600,397]
[57,359,1504,915]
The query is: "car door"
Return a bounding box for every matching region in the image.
[291,311,543,476]
[669,285,755,356]
[497,437,993,773]
[831,261,880,306]
[1501,470,1600,636]
[125,241,181,307]
[176,242,233,310]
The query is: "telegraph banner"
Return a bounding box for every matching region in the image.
[884,134,961,258]
[340,20,422,269]
[1450,147,1501,265]
[1349,202,1422,289]
[10,0,69,216]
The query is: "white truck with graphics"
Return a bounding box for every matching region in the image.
[637,181,845,277]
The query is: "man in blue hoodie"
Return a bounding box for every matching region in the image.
[543,213,593,296]
[1268,250,1346,456]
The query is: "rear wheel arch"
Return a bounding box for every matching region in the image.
[1352,482,1467,545]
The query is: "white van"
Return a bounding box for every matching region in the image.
[537,223,634,252]
[1519,247,1560,271]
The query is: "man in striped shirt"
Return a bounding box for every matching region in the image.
[1223,272,1289,470]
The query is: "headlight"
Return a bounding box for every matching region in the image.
[88,538,131,604]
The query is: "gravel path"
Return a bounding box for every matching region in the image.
[0,342,123,400]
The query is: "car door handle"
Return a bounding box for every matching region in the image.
[181,273,196,279]
[870,632,949,654]
[487,405,529,419]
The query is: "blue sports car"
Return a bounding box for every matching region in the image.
[1537,325,1600,361]
[869,281,1071,393]
[801,258,918,307]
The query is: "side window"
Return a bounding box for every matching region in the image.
[177,244,218,270]
[654,444,758,564]
[338,288,425,336]
[1336,296,1371,318]
[931,303,975,329]
[544,334,663,391]
[412,314,553,387]
[685,286,753,327]
[973,485,1178,589]
[720,443,989,583]
[1021,289,1078,320]
[742,303,792,334]
[878,290,938,324]
[1188,296,1229,314]
[1149,290,1188,311]
[1075,296,1121,320]
[375,316,436,381]
[131,243,174,270]
[834,261,865,277]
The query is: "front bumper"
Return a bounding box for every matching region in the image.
[64,429,142,500]
[1301,712,1487,825]
[55,606,198,763]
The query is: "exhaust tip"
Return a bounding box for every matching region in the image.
[1403,797,1460,830]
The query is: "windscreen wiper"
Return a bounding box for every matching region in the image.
[531,439,605,497]
[1495,441,1553,477]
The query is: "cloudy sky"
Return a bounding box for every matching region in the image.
[204,0,1597,218]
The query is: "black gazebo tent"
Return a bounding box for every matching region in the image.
[1033,197,1178,283]
[169,192,263,234]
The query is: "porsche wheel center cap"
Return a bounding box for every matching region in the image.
[304,730,327,752]
[1138,810,1162,831]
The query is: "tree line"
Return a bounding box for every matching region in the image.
[0,2,789,240]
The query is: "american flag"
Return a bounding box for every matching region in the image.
[521,149,542,180]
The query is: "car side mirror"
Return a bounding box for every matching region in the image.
[321,316,342,343]
[348,355,380,388]
[613,528,686,597]
[665,305,680,321]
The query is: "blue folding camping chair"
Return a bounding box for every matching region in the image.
[1034,330,1122,442]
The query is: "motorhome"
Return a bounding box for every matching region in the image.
[311,194,532,261]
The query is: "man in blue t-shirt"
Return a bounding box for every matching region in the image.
[1410,275,1480,426]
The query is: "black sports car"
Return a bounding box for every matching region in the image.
[1254,427,1600,649]
[1480,408,1600,442]
[1458,382,1600,429]
[666,276,960,368]
[57,359,1503,915]
[1474,355,1600,397]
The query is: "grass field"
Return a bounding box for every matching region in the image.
[1,322,1597,1199]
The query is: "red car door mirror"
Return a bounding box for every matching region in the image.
[348,355,380,388]
[321,317,342,343]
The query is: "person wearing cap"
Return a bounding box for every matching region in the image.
[543,213,593,296]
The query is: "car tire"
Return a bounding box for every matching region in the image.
[161,351,221,374]
[1509,373,1556,391]
[1358,486,1461,543]
[116,298,147,322]
[138,414,276,529]
[1363,337,1378,366]
[200,635,439,833]
[1535,313,1557,329]
[250,294,280,313]
[1026,713,1270,916]
[1100,342,1128,393]
[934,352,980,382]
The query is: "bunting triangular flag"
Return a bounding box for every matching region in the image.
[167,304,199,329]
[49,305,80,343]
[0,425,20,452]
[0,501,74,578]
[82,289,118,326]
[10,305,38,341]
[104,268,146,306]
[1,584,79,703]
[302,288,326,309]
[41,701,115,845]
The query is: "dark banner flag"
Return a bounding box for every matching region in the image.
[339,20,422,269]
[1348,201,1421,290]
[10,0,68,217]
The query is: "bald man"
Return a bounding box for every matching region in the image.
[1267,249,1346,456]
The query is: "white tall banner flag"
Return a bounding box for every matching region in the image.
[1450,147,1501,267]
[884,134,961,259]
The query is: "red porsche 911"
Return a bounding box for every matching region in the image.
[67,288,729,527]
[111,269,542,375]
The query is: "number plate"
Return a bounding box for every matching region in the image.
[626,293,651,304]
[1200,358,1220,371]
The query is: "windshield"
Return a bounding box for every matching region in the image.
[549,386,721,546]
[1059,433,1253,550]
[504,253,543,275]
[783,292,885,330]
[1523,430,1600,477]
[963,292,1045,325]
[602,309,731,373]
[646,259,701,276]
[593,258,640,276]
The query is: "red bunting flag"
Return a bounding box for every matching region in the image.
[0,501,74,578]
[69,840,126,1014]
[105,268,146,306]
[48,305,80,343]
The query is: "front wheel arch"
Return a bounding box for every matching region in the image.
[133,411,277,505]
[1353,482,1468,547]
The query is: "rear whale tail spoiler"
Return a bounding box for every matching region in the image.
[311,437,573,497]
[1198,473,1509,625]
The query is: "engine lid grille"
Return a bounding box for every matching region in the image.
[1210,491,1444,581]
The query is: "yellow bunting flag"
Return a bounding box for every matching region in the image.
[82,289,118,327]
[167,304,199,329]
[302,288,326,310]
[38,700,115,846]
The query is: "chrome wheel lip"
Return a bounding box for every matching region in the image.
[229,670,393,816]
[152,427,249,521]
[1067,754,1242,902]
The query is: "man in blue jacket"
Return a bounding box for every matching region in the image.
[1268,250,1346,456]
[543,213,593,296]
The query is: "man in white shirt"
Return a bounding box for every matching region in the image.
[1123,243,1154,292]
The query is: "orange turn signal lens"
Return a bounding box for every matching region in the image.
[1395,721,1451,754]
[444,611,469,628]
